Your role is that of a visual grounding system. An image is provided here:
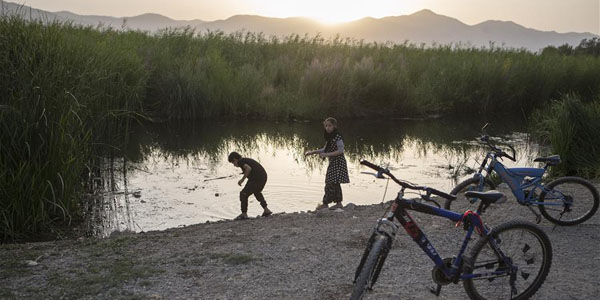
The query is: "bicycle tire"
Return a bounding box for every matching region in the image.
[446,177,496,212]
[538,176,599,226]
[350,234,389,300]
[463,221,552,300]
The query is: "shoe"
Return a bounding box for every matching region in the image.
[329,202,343,210]
[262,210,273,217]
[315,203,329,210]
[234,213,249,220]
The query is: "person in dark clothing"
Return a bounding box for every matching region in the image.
[304,117,350,210]
[228,152,272,220]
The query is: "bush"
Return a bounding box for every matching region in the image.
[532,94,600,178]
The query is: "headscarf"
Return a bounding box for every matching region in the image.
[324,128,342,152]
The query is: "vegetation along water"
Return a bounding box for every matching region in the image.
[1,14,600,240]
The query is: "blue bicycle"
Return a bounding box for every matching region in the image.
[445,124,599,226]
[352,160,552,300]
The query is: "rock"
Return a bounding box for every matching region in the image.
[315,209,328,216]
[25,260,38,267]
[215,193,219,197]
[344,203,357,210]
[132,191,142,198]
[109,229,134,238]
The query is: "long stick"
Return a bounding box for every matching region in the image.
[203,174,236,182]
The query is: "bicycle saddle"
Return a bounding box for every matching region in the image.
[534,155,561,165]
[464,190,506,205]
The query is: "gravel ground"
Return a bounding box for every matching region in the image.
[1,185,599,300]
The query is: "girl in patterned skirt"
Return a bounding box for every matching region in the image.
[304,117,350,210]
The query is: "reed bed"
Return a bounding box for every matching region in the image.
[533,94,600,178]
[0,16,145,240]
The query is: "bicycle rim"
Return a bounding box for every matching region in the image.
[539,177,600,226]
[464,221,552,300]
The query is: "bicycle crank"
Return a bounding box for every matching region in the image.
[430,257,455,296]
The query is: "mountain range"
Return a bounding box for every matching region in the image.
[1,1,597,51]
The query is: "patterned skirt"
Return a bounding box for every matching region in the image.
[325,155,350,184]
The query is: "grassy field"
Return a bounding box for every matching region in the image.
[1,16,599,240]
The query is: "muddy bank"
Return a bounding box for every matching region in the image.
[1,186,599,299]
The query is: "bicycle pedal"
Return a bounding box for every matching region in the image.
[429,284,442,296]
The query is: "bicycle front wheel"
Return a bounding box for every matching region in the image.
[351,234,389,300]
[538,176,599,226]
[446,177,496,213]
[463,221,552,300]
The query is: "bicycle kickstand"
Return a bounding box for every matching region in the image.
[526,205,542,224]
[430,284,442,297]
[551,210,567,233]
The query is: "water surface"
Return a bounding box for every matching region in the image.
[85,119,543,236]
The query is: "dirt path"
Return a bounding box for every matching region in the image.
[1,186,599,300]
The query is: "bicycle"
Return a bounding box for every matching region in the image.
[352,160,552,300]
[445,124,599,226]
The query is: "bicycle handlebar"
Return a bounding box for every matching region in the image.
[359,160,456,200]
[479,125,516,162]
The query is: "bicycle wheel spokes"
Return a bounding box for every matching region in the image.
[464,222,552,300]
[539,178,600,226]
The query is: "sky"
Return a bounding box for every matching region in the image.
[11,0,600,34]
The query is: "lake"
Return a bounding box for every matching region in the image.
[84,118,544,237]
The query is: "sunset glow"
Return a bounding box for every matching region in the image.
[249,0,406,24]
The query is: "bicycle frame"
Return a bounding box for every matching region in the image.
[474,152,565,208]
[357,190,515,288]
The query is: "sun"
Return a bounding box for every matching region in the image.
[309,11,364,25]
[263,0,389,25]
[304,2,372,24]
[252,0,402,25]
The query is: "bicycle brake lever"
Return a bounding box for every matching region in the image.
[360,171,385,179]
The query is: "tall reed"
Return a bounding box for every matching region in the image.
[0,16,145,240]
[140,30,600,120]
[532,94,600,178]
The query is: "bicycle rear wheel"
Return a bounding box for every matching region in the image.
[538,176,599,226]
[446,177,496,213]
[463,221,552,300]
[350,234,389,300]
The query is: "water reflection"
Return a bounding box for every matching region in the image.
[85,119,540,237]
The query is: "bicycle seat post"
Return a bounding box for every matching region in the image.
[476,201,486,214]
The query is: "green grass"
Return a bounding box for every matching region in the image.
[2,14,600,240]
[532,94,600,178]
